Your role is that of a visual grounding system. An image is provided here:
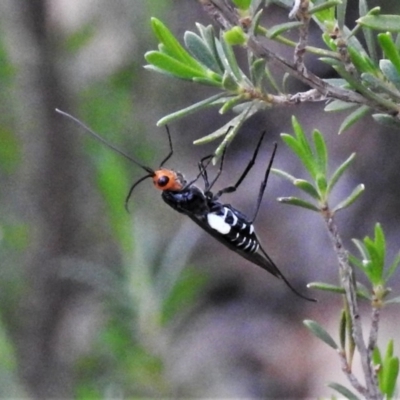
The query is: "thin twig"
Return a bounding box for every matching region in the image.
[198,0,400,115]
[368,307,380,356]
[291,0,311,73]
[323,209,382,400]
[338,349,368,396]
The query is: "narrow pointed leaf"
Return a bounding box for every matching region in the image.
[277,196,319,211]
[333,184,365,213]
[294,179,320,199]
[250,58,267,88]
[361,73,400,102]
[145,51,206,80]
[309,0,342,16]
[380,59,400,89]
[378,32,400,75]
[339,309,347,350]
[271,168,297,183]
[184,31,223,74]
[303,320,338,349]
[325,100,357,112]
[151,18,203,70]
[384,357,399,397]
[219,35,243,83]
[351,238,369,262]
[338,105,370,134]
[372,113,400,130]
[313,130,328,175]
[316,173,328,197]
[267,21,303,39]
[291,116,314,160]
[193,105,257,145]
[192,77,223,87]
[327,153,356,193]
[336,0,347,29]
[157,92,226,126]
[359,0,377,62]
[328,383,360,400]
[385,251,400,281]
[358,15,400,32]
[374,223,386,271]
[219,95,246,114]
[196,23,224,72]
[280,134,316,178]
[308,282,345,294]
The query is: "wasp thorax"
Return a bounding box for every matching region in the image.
[153,169,184,191]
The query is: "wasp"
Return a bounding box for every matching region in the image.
[56,109,315,302]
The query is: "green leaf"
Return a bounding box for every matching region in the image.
[358,15,400,32]
[347,46,377,74]
[308,282,346,294]
[339,309,347,350]
[378,32,400,75]
[150,18,202,70]
[327,153,356,193]
[232,0,251,10]
[267,21,304,39]
[303,320,338,349]
[383,357,399,397]
[325,100,357,112]
[271,168,297,183]
[385,251,400,281]
[310,0,336,23]
[307,281,371,300]
[328,382,360,400]
[374,223,386,270]
[250,58,267,88]
[332,184,365,213]
[217,35,244,84]
[219,94,246,114]
[294,179,320,199]
[359,0,378,63]
[157,92,226,126]
[380,59,400,89]
[184,31,223,74]
[223,26,247,45]
[144,51,206,80]
[361,73,400,102]
[372,113,400,130]
[193,104,257,145]
[338,105,370,134]
[196,23,225,72]
[316,173,328,197]
[336,0,347,29]
[313,130,328,175]
[277,196,319,211]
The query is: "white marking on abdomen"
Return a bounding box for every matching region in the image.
[207,213,231,234]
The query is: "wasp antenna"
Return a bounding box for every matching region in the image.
[251,140,277,223]
[56,108,154,175]
[158,125,174,168]
[124,173,154,212]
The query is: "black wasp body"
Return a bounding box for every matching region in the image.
[56,108,315,302]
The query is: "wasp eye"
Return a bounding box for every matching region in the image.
[157,175,170,187]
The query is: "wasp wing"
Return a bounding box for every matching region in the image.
[185,212,315,302]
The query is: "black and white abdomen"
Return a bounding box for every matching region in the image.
[206,205,260,253]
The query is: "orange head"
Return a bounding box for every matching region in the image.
[152,169,185,191]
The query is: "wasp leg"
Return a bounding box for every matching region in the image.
[213,130,267,201]
[250,142,277,223]
[158,125,174,167]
